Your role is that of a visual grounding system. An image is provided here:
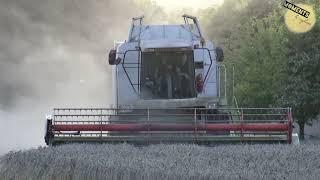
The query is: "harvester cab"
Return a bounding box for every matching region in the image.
[108,14,226,109]
[44,15,295,145]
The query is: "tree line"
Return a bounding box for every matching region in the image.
[203,0,320,139]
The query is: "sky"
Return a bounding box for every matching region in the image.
[154,0,223,11]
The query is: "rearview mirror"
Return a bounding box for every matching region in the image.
[216,47,224,62]
[108,49,117,65]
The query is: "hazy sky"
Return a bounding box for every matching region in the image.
[154,0,223,11]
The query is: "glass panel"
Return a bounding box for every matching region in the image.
[141,50,195,99]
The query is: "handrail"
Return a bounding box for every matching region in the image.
[217,64,227,99]
[52,108,291,122]
[194,47,214,84]
[53,107,293,111]
[194,47,227,100]
[121,49,142,95]
[233,96,239,109]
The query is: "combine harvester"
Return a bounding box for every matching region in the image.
[45,15,297,145]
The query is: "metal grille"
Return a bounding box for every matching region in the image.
[45,108,293,145]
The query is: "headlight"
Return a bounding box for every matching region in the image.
[208,103,217,109]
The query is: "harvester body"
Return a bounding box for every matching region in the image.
[44,15,294,145]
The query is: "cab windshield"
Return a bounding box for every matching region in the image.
[140,50,195,99]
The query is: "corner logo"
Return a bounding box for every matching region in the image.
[283,1,316,33]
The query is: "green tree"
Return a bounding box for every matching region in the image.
[202,0,285,107]
[233,12,289,108]
[278,1,320,139]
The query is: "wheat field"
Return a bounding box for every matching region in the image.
[0,143,319,180]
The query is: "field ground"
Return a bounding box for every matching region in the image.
[1,143,320,180]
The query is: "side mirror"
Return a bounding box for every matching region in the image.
[216,47,224,62]
[108,49,119,65]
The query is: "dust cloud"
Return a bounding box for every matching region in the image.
[0,0,140,155]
